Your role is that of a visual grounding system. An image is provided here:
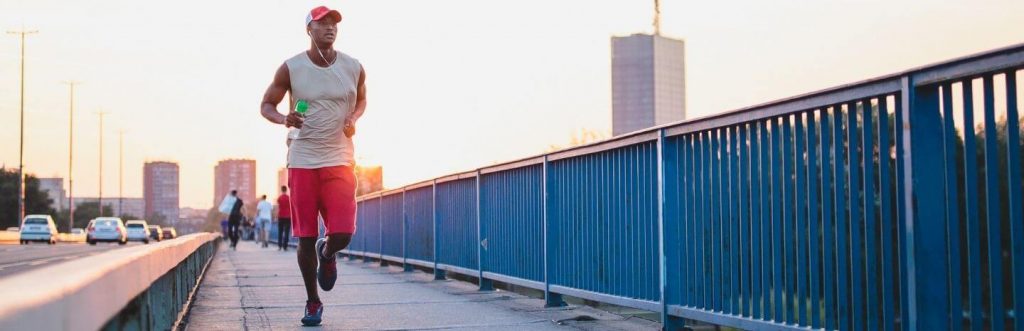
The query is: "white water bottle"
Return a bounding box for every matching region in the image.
[287,100,308,140]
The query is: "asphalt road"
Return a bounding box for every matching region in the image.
[0,242,142,277]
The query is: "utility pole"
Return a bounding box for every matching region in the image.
[96,111,110,217]
[118,130,126,217]
[8,27,38,227]
[62,80,81,230]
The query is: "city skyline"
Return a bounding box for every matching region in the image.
[2,1,1022,209]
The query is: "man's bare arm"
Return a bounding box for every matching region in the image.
[348,67,367,123]
[261,63,302,128]
[344,66,367,137]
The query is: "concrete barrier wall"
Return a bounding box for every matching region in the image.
[0,231,86,243]
[0,233,220,331]
[0,232,17,242]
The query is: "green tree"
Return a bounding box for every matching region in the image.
[53,209,72,232]
[202,207,226,233]
[0,169,57,229]
[70,202,114,229]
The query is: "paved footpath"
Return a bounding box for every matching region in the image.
[184,241,660,330]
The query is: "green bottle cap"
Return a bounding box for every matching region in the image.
[295,100,308,114]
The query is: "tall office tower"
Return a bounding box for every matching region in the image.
[611,33,686,136]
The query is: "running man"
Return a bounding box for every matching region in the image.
[259,5,366,326]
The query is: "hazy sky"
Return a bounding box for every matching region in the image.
[1,0,1022,209]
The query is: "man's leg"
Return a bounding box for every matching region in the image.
[323,233,352,257]
[278,221,285,249]
[228,222,239,247]
[319,166,358,258]
[289,167,325,325]
[260,221,268,247]
[297,237,320,302]
[314,166,358,292]
[283,220,291,251]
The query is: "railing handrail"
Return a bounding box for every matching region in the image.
[0,233,219,331]
[358,42,1024,202]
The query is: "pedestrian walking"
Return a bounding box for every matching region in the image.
[277,186,292,251]
[257,195,273,248]
[227,190,244,250]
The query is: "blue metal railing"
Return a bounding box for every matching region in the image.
[480,164,544,284]
[435,176,480,274]
[380,193,404,260]
[404,185,435,265]
[342,43,1024,330]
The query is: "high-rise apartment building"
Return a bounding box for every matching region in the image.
[144,161,180,223]
[214,159,256,206]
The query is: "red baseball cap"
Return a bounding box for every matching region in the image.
[305,6,342,26]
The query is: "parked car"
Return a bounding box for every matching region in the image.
[20,215,58,244]
[125,220,151,244]
[148,225,163,241]
[161,227,177,240]
[87,217,127,245]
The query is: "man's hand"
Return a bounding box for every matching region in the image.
[286,111,304,129]
[343,119,356,137]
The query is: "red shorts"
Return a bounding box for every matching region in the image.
[288,165,358,237]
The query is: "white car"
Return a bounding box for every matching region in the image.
[125,220,151,244]
[65,228,87,242]
[20,215,58,245]
[87,217,128,245]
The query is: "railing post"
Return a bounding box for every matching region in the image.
[900,75,950,329]
[379,195,387,266]
[543,155,566,307]
[477,170,494,291]
[432,180,446,280]
[363,198,373,263]
[658,129,684,330]
[403,189,413,272]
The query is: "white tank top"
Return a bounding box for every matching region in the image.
[285,50,362,169]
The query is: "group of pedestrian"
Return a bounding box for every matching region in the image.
[219,186,294,252]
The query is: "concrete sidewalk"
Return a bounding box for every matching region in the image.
[183,241,660,330]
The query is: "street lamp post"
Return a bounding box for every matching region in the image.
[62,80,81,230]
[96,111,109,217]
[7,28,38,227]
[118,130,126,217]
